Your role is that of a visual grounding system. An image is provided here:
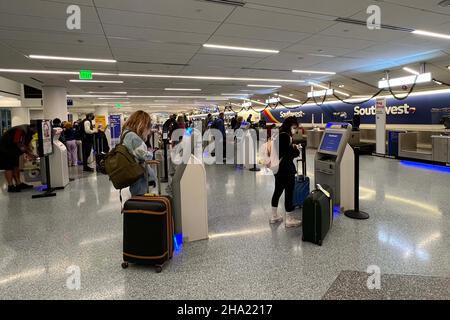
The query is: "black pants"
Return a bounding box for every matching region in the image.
[82,137,93,169]
[271,174,295,212]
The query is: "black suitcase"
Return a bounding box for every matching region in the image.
[302,184,333,246]
[122,195,174,272]
[94,134,108,174]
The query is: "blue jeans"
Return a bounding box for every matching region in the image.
[129,165,157,196]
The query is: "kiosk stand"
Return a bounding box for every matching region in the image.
[172,154,208,242]
[314,123,354,211]
[32,120,56,199]
[344,147,370,220]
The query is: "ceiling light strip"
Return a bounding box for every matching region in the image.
[28,55,117,63]
[202,44,279,54]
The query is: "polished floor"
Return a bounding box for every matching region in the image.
[0,151,449,299]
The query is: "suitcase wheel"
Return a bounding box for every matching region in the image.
[301,235,305,241]
[121,262,129,269]
[155,265,163,273]
[317,240,323,246]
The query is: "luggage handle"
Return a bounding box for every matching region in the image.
[296,144,307,177]
[146,159,162,195]
[316,184,331,199]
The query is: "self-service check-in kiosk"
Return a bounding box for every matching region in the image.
[41,127,69,188]
[315,123,354,211]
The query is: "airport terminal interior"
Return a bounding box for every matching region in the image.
[1,0,450,300]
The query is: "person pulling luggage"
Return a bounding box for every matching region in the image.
[270,116,302,228]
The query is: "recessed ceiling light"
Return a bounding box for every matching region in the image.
[247,84,282,88]
[277,94,301,102]
[293,69,336,75]
[202,44,279,54]
[338,84,345,88]
[412,30,450,40]
[69,80,124,83]
[118,73,302,83]
[164,88,202,91]
[403,67,420,75]
[88,91,127,94]
[28,55,117,63]
[308,53,336,58]
[98,97,129,100]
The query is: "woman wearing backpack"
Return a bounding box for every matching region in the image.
[270,116,302,228]
[121,110,157,196]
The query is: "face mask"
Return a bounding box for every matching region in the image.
[291,127,298,135]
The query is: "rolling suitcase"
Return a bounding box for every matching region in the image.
[302,184,333,246]
[94,133,108,174]
[293,143,310,208]
[121,161,174,273]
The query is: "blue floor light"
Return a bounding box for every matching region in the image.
[173,233,183,253]
[400,160,450,174]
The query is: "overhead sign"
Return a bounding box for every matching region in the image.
[378,73,432,88]
[265,97,281,104]
[307,89,334,98]
[79,70,92,80]
[260,90,450,125]
[67,98,73,106]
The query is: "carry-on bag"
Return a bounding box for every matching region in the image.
[302,184,333,246]
[94,133,107,174]
[292,143,310,208]
[121,160,173,273]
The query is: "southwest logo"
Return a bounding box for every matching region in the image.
[354,104,414,116]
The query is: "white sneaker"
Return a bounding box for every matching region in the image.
[285,214,302,228]
[270,214,283,224]
[269,207,283,224]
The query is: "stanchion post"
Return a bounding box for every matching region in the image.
[161,138,169,183]
[344,146,369,220]
[249,128,260,172]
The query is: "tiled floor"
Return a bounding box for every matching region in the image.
[322,271,450,300]
[0,151,449,299]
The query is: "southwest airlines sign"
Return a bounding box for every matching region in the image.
[261,90,450,125]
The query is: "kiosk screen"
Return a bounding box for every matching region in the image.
[320,133,342,153]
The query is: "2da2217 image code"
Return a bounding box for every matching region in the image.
[177,304,273,318]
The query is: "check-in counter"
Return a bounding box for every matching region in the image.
[432,135,450,163]
[306,129,324,149]
[398,132,433,161]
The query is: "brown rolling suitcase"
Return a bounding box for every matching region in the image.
[121,161,174,273]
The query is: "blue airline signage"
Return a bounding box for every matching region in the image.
[262,91,450,125]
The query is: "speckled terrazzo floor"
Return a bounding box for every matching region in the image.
[322,271,450,300]
[0,150,450,299]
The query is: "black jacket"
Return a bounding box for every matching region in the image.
[275,132,300,176]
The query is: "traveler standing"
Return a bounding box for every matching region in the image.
[121,110,157,196]
[0,124,37,192]
[64,122,78,166]
[270,116,302,228]
[81,113,98,172]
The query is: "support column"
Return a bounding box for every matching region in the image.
[11,107,30,126]
[42,86,68,122]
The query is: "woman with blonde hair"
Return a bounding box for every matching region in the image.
[64,121,78,166]
[122,110,157,196]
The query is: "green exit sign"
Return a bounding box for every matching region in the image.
[79,70,92,80]
[115,103,123,108]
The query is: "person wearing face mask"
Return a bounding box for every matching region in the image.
[270,116,302,228]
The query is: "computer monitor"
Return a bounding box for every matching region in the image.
[319,132,343,154]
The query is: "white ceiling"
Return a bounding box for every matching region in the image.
[0,0,449,113]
